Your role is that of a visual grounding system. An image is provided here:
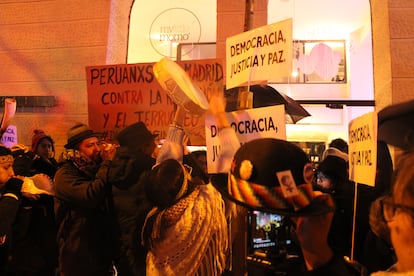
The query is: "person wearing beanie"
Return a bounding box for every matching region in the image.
[54,123,117,276]
[5,129,59,275]
[29,129,58,179]
[31,129,54,154]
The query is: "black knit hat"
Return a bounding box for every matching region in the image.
[211,138,333,216]
[317,155,348,184]
[116,122,158,148]
[64,123,101,149]
[0,145,13,164]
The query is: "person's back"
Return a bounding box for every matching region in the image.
[108,122,158,275]
[141,159,228,275]
[315,149,353,258]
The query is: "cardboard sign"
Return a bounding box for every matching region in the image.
[226,18,293,89]
[86,59,224,145]
[1,125,18,148]
[348,111,377,186]
[205,105,286,173]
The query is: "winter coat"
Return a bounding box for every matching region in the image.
[7,152,58,275]
[54,159,113,276]
[108,146,156,276]
[31,155,58,179]
[0,178,23,276]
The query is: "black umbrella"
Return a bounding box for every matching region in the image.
[250,85,311,124]
[378,99,414,149]
[225,85,311,124]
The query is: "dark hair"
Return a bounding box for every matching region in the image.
[140,159,200,249]
[143,159,196,209]
[316,155,348,194]
[0,145,11,157]
[329,138,348,153]
[185,150,209,183]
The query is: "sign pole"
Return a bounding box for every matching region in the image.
[350,181,358,260]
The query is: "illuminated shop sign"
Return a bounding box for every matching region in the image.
[149,8,201,58]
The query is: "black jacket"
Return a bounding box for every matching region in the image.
[0,178,23,276]
[108,146,156,276]
[54,159,113,276]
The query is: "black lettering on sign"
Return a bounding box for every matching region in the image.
[268,50,285,64]
[101,90,144,105]
[183,62,224,82]
[89,65,155,85]
[212,144,221,162]
[210,125,217,138]
[350,150,372,166]
[103,113,110,128]
[115,112,127,128]
[349,124,372,144]
[133,110,175,127]
[150,89,163,106]
[230,117,277,134]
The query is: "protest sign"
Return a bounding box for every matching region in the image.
[1,125,17,148]
[205,105,286,173]
[86,59,223,145]
[348,111,377,186]
[226,18,292,89]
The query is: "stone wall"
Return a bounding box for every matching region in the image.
[389,0,414,104]
[0,0,110,152]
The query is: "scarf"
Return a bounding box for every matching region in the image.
[61,149,101,178]
[146,184,228,276]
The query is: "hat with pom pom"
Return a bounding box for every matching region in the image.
[31,129,54,152]
[211,138,333,216]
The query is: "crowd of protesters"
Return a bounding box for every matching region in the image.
[0,96,414,276]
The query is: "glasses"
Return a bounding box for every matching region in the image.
[381,196,414,222]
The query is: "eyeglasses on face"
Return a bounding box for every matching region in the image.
[381,195,414,222]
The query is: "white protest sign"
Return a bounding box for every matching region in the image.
[205,105,286,173]
[1,125,18,148]
[226,18,293,89]
[348,112,377,186]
